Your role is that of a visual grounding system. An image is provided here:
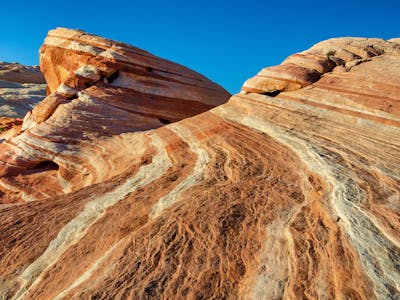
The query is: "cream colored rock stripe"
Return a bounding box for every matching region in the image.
[213,103,400,298]
[43,33,221,90]
[243,160,322,298]
[12,132,172,299]
[52,124,210,297]
[43,36,143,68]
[0,180,37,202]
[150,123,210,218]
[52,239,124,300]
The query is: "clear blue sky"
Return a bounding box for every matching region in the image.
[1,0,399,93]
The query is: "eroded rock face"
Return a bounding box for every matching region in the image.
[0,62,46,118]
[0,28,230,202]
[242,37,400,94]
[0,117,23,140]
[30,27,230,126]
[0,62,45,84]
[0,35,399,299]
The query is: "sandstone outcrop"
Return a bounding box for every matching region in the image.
[242,37,400,95]
[0,62,46,118]
[0,32,399,299]
[0,28,230,202]
[32,28,229,126]
[0,117,22,140]
[0,62,45,84]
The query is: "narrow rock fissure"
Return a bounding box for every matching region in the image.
[66,94,78,100]
[158,118,172,125]
[32,160,59,171]
[22,160,60,175]
[107,71,120,83]
[261,90,281,97]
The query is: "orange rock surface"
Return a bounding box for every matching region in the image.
[0,117,23,139]
[0,32,399,299]
[0,28,230,203]
[0,62,45,84]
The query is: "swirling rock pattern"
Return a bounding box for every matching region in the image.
[0,33,399,299]
[0,28,230,203]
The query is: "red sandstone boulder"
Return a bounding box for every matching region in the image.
[0,28,230,203]
[30,28,230,126]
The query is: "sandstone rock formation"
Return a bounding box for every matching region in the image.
[0,32,399,299]
[0,62,46,118]
[0,62,45,84]
[0,28,230,202]
[0,117,23,141]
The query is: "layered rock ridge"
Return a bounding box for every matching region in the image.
[0,28,230,203]
[243,37,400,100]
[0,62,46,118]
[0,36,399,299]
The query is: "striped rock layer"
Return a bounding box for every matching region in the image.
[0,62,46,118]
[0,34,400,300]
[0,28,230,203]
